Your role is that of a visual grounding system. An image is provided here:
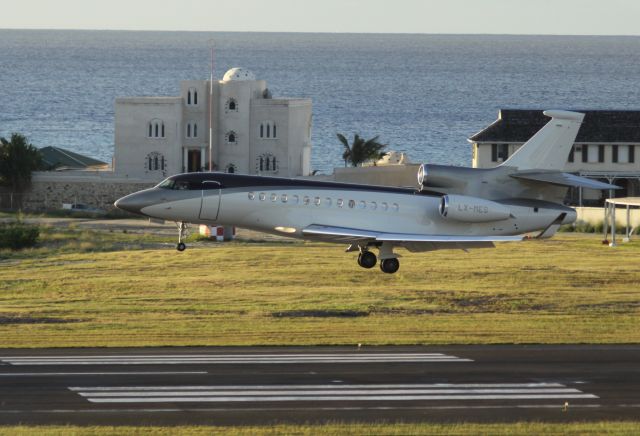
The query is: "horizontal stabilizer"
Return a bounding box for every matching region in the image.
[510,171,621,190]
[302,224,523,244]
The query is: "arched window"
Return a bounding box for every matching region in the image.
[225,131,237,144]
[225,98,238,112]
[226,164,237,174]
[145,152,166,172]
[148,119,165,138]
[259,121,277,139]
[256,153,277,173]
[186,122,198,138]
[187,87,197,106]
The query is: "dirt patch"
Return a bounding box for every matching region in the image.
[272,310,369,318]
[0,316,82,325]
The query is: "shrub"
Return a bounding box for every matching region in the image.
[0,223,40,250]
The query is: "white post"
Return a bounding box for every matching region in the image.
[200,147,205,172]
[183,147,188,173]
[603,200,609,242]
[624,204,631,242]
[610,203,617,247]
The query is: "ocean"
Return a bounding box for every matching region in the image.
[1,30,639,174]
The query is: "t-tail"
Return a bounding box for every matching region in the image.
[500,110,585,171]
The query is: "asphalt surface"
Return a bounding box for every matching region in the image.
[0,345,638,425]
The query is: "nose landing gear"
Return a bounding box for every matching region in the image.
[176,222,188,251]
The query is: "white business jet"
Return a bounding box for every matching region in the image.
[115,110,618,273]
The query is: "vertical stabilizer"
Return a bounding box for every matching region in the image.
[501,110,584,171]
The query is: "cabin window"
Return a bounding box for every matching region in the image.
[370,201,377,210]
[303,196,310,205]
[348,200,355,209]
[281,194,288,203]
[325,197,332,207]
[292,195,299,204]
[270,193,278,202]
[314,197,321,206]
[259,192,266,201]
[337,199,344,208]
[392,203,400,212]
[358,201,366,209]
[381,202,388,211]
[248,192,255,200]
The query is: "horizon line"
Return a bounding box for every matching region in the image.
[1,27,640,38]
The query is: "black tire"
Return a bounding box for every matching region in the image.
[358,251,377,269]
[380,258,400,274]
[177,242,186,252]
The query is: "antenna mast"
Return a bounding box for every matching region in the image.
[208,40,215,171]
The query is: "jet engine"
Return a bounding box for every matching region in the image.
[439,194,512,223]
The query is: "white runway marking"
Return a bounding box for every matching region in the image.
[69,383,598,404]
[0,353,472,365]
[0,372,207,376]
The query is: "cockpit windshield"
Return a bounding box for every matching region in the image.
[156,176,221,190]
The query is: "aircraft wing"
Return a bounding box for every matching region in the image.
[302,224,523,244]
[510,171,621,190]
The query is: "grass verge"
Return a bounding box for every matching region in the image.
[1,422,640,435]
[0,227,639,347]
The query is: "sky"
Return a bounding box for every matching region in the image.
[1,0,639,35]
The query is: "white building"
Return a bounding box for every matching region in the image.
[114,68,312,180]
[470,109,640,205]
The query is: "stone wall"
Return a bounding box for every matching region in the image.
[6,172,156,211]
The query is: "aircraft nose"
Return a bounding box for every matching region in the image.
[114,193,145,216]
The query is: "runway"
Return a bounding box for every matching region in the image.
[0,345,638,425]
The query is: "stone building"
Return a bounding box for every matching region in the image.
[114,67,312,181]
[469,109,640,205]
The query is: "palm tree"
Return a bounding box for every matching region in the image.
[0,133,43,192]
[337,133,388,167]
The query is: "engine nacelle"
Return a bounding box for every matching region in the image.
[439,195,512,223]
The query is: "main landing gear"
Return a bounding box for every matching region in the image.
[357,250,377,269]
[352,244,400,274]
[379,258,400,274]
[176,222,188,251]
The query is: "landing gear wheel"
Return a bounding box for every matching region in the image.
[175,221,188,252]
[380,258,400,274]
[357,251,377,269]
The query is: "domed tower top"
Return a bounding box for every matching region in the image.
[222,67,256,82]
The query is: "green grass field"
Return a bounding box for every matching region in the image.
[1,224,639,347]
[1,422,640,435]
